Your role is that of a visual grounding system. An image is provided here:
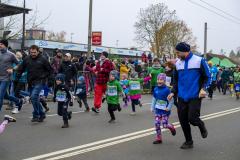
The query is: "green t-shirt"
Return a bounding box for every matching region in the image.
[233,72,240,82]
[126,78,144,96]
[147,67,164,87]
[106,80,122,105]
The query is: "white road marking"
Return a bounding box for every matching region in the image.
[24,107,240,160]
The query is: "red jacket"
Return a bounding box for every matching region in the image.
[142,54,147,62]
[96,59,114,85]
[83,64,95,79]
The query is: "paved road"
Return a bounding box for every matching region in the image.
[0,91,239,160]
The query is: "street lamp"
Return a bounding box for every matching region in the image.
[71,33,74,42]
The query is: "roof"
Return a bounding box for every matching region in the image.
[0,3,32,18]
[220,58,236,68]
[204,53,240,65]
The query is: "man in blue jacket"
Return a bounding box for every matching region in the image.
[208,61,219,100]
[168,42,211,149]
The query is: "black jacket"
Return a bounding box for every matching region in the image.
[53,84,73,103]
[15,54,54,87]
[59,60,78,83]
[135,65,142,73]
[165,69,174,86]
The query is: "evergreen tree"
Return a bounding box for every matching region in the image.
[208,49,213,53]
[229,50,236,58]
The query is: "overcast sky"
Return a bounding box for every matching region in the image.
[7,0,240,56]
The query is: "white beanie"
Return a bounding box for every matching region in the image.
[16,52,22,59]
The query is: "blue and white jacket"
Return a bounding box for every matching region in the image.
[171,52,211,102]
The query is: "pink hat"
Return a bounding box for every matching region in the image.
[122,74,127,79]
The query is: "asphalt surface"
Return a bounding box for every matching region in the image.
[0,91,239,160]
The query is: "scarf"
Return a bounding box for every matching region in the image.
[152,64,161,70]
[1,48,7,53]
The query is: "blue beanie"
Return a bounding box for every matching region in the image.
[110,70,117,77]
[135,62,138,65]
[132,72,138,78]
[175,42,191,52]
[55,73,65,84]
[78,76,85,83]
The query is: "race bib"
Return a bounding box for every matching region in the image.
[236,87,240,91]
[129,81,140,90]
[155,100,167,110]
[166,76,171,84]
[39,90,44,96]
[234,74,238,77]
[56,91,66,102]
[76,88,82,94]
[108,86,117,96]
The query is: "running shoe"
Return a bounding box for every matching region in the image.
[68,111,72,120]
[91,107,99,113]
[12,108,19,114]
[231,94,234,97]
[109,119,116,123]
[17,98,24,111]
[24,96,30,106]
[124,103,128,107]
[181,141,193,149]
[127,96,130,102]
[4,115,16,122]
[62,124,69,128]
[31,117,38,122]
[38,116,46,122]
[131,112,136,115]
[153,138,162,144]
[139,100,142,107]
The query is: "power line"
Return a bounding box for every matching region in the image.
[200,0,240,21]
[208,28,240,34]
[188,0,240,25]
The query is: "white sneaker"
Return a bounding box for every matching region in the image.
[131,112,136,115]
[24,96,30,106]
[12,108,19,114]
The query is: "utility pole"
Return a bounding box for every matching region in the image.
[21,0,26,52]
[87,0,93,59]
[71,33,74,42]
[116,40,119,48]
[204,22,207,59]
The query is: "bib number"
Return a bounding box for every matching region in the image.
[166,76,171,84]
[234,74,238,77]
[236,87,240,91]
[155,100,167,110]
[76,88,82,94]
[129,81,140,90]
[108,86,117,96]
[40,90,44,96]
[56,91,66,102]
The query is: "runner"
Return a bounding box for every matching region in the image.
[208,61,219,100]
[167,42,211,149]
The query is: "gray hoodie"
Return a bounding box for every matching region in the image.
[0,50,20,81]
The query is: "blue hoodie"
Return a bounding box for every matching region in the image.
[75,81,87,99]
[19,59,27,82]
[41,84,52,97]
[151,84,174,115]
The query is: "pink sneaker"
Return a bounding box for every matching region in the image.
[87,93,90,96]
[124,103,128,107]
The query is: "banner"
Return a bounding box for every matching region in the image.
[92,32,102,45]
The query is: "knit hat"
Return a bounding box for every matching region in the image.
[175,42,190,52]
[16,52,22,59]
[208,61,212,64]
[110,70,117,77]
[57,49,62,53]
[157,73,166,81]
[0,39,8,48]
[102,51,108,58]
[78,76,85,83]
[122,73,127,79]
[225,66,229,68]
[135,62,138,65]
[229,76,233,79]
[132,72,138,78]
[55,73,65,84]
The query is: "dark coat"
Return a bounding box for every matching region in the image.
[58,60,78,83]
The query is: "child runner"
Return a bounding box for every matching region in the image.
[228,76,234,97]
[39,82,52,113]
[53,73,73,128]
[102,70,126,123]
[234,79,240,99]
[119,73,130,106]
[150,73,176,144]
[76,76,90,112]
[124,71,152,115]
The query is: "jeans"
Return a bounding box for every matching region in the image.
[20,91,30,96]
[91,76,96,91]
[9,82,15,106]
[0,81,19,111]
[29,84,45,118]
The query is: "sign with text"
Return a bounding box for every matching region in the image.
[92,31,102,45]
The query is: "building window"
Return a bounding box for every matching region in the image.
[39,31,43,40]
[29,31,33,39]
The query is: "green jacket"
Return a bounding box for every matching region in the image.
[221,70,232,82]
[126,78,144,96]
[106,80,122,105]
[127,64,135,74]
[147,67,164,87]
[233,72,240,82]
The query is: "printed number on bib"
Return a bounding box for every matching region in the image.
[40,90,44,96]
[56,91,66,102]
[166,76,171,84]
[236,87,240,91]
[76,88,82,94]
[234,74,238,77]
[108,86,117,96]
[129,81,140,90]
[155,100,167,110]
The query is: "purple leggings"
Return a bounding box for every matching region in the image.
[155,114,173,140]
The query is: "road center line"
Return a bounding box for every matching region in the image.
[24,107,240,160]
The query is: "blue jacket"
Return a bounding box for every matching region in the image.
[172,52,211,102]
[75,81,87,98]
[119,79,129,94]
[19,59,27,82]
[234,83,240,91]
[12,63,17,81]
[151,84,174,115]
[41,84,52,97]
[209,66,219,82]
[148,54,152,61]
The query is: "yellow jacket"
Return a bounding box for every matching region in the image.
[120,64,130,80]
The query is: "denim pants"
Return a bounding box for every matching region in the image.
[20,91,30,96]
[29,84,45,118]
[0,81,19,111]
[91,76,96,91]
[9,82,15,106]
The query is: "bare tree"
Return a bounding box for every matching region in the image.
[134,3,176,58]
[47,30,67,42]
